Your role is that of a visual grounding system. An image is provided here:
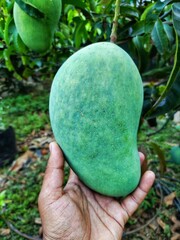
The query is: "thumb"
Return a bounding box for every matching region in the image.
[38,142,65,204]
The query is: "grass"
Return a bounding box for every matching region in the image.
[0,157,47,239]
[0,156,70,239]
[0,91,50,140]
[0,92,50,238]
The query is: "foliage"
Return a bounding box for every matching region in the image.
[145,2,180,118]
[0,0,180,119]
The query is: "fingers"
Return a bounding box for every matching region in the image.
[68,169,79,183]
[39,142,65,201]
[139,152,148,175]
[120,170,155,223]
[139,152,145,165]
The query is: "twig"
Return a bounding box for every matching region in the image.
[146,117,171,137]
[110,0,121,43]
[123,213,158,237]
[4,219,42,240]
[163,176,180,183]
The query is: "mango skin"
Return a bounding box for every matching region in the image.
[49,42,144,197]
[13,0,61,52]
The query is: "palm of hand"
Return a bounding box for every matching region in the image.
[38,143,155,240]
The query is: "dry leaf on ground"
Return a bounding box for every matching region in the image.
[164,192,176,206]
[34,218,42,225]
[9,150,35,172]
[157,217,167,230]
[0,228,10,236]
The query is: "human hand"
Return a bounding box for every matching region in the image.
[38,142,155,240]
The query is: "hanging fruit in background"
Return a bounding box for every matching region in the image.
[13,0,62,53]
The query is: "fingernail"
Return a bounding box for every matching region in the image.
[49,142,53,152]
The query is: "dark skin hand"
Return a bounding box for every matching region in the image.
[38,142,155,240]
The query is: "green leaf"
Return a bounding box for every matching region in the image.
[99,0,114,13]
[13,30,27,54]
[62,0,87,10]
[151,19,169,55]
[142,66,172,78]
[146,71,180,117]
[140,2,155,21]
[163,23,174,44]
[144,0,177,33]
[131,20,145,37]
[120,5,139,19]
[145,3,180,118]
[73,19,88,48]
[132,35,151,71]
[172,3,180,36]
[3,15,12,46]
[117,20,136,39]
[15,0,45,19]
[0,190,6,208]
[89,0,96,11]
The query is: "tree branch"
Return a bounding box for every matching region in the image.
[110,0,121,43]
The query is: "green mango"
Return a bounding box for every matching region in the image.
[49,42,144,197]
[13,0,61,52]
[170,146,180,164]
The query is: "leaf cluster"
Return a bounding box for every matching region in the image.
[0,0,180,118]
